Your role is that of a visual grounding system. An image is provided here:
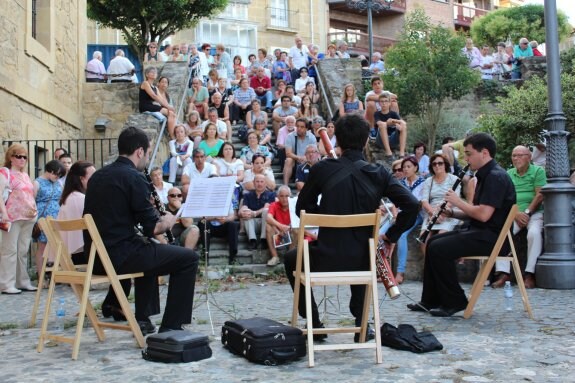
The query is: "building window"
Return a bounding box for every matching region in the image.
[219,3,249,20]
[26,0,55,70]
[270,0,289,28]
[33,0,52,49]
[198,21,257,63]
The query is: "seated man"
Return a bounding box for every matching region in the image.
[239,174,276,250]
[164,187,200,250]
[295,144,321,191]
[265,185,292,266]
[181,148,218,199]
[84,126,199,334]
[201,107,229,141]
[492,146,546,289]
[197,188,240,265]
[272,95,299,137]
[283,119,316,186]
[276,115,297,170]
[249,67,273,111]
[374,92,407,160]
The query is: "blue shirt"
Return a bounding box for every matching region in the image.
[242,190,276,211]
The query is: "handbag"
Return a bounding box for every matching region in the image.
[2,167,11,204]
[32,181,55,240]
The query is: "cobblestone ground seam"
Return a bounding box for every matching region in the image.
[1,280,574,383]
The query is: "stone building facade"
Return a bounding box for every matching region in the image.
[1,0,87,161]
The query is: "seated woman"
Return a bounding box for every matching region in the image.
[213,142,245,183]
[230,67,244,92]
[56,161,96,264]
[168,125,194,184]
[144,42,160,63]
[317,120,338,157]
[231,78,256,123]
[413,142,430,178]
[157,76,173,109]
[303,81,320,105]
[240,131,273,170]
[206,69,219,95]
[419,154,461,254]
[186,77,209,119]
[394,156,425,284]
[339,83,364,116]
[245,99,268,131]
[184,110,203,147]
[139,66,176,138]
[298,95,318,122]
[198,122,224,162]
[249,118,272,147]
[242,153,276,192]
[294,67,315,95]
[274,79,287,105]
[233,55,246,76]
[215,77,233,105]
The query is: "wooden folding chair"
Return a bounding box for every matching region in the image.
[30,243,55,327]
[292,210,382,367]
[36,215,145,360]
[463,204,534,319]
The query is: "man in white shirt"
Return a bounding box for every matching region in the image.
[288,36,309,84]
[181,148,218,198]
[200,107,229,140]
[107,49,135,83]
[86,51,106,82]
[159,44,173,62]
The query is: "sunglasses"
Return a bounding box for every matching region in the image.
[392,168,402,173]
[168,193,183,198]
[12,154,28,160]
[432,162,445,167]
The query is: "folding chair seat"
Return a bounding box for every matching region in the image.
[36,215,145,360]
[463,205,534,319]
[292,210,383,367]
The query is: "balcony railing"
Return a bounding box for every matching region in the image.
[2,139,116,179]
[327,0,406,14]
[453,3,489,28]
[266,7,299,31]
[327,31,397,55]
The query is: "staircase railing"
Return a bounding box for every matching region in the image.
[312,63,335,122]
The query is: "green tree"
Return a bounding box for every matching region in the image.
[470,4,571,48]
[87,0,228,64]
[382,9,481,151]
[476,72,575,167]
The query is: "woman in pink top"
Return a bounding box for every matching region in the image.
[56,161,96,264]
[0,144,38,294]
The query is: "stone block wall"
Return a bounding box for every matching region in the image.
[316,58,364,121]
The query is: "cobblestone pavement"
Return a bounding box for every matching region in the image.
[1,277,574,383]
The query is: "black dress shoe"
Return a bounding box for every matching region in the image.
[429,304,467,317]
[138,319,157,335]
[311,322,328,341]
[249,239,258,250]
[354,325,375,343]
[407,302,436,313]
[102,304,127,321]
[158,326,184,333]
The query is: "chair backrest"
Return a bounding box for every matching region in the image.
[490,204,518,257]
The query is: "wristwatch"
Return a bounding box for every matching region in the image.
[524,208,532,217]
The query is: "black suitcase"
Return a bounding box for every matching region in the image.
[221,317,306,365]
[142,330,212,363]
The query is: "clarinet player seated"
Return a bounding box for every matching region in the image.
[419,154,462,255]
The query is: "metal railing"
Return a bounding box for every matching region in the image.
[266,7,299,30]
[453,3,489,27]
[2,139,116,179]
[312,64,335,122]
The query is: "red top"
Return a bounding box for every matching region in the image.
[250,75,271,96]
[268,201,290,225]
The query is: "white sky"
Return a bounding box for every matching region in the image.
[524,0,575,23]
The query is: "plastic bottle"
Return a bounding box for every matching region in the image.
[55,297,66,332]
[504,281,513,311]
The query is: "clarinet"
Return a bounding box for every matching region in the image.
[143,168,175,244]
[416,164,470,244]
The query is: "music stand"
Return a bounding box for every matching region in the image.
[180,176,236,335]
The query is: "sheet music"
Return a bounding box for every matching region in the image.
[289,194,321,228]
[181,177,236,218]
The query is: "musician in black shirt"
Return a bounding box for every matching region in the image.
[84,127,199,334]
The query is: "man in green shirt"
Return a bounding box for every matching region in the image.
[493,145,546,289]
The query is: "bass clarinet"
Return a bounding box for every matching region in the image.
[417,164,470,244]
[144,168,175,244]
[317,127,337,159]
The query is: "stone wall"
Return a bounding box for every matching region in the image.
[316,58,364,121]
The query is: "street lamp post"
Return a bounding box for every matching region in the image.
[346,0,394,61]
[535,0,575,289]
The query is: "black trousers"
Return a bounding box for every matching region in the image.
[197,220,240,262]
[284,247,367,326]
[421,228,496,309]
[96,240,199,329]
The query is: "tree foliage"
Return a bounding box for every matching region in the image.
[470,4,571,48]
[382,9,481,150]
[87,0,228,64]
[476,71,575,168]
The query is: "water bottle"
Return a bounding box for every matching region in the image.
[503,281,513,311]
[55,297,66,332]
